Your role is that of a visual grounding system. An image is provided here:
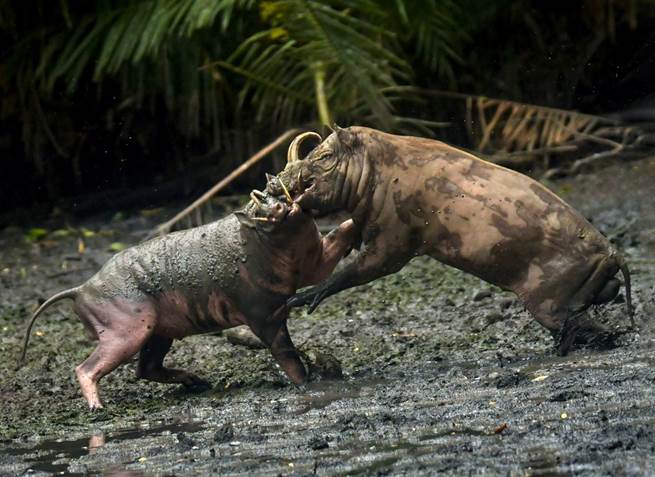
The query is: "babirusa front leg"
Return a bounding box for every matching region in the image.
[289,242,409,313]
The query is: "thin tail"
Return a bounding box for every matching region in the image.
[616,254,634,326]
[18,287,80,367]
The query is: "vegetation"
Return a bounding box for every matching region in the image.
[1,0,654,212]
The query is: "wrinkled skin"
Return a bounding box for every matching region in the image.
[270,126,633,353]
[22,192,355,409]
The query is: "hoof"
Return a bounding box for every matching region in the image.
[555,331,576,356]
[89,408,110,423]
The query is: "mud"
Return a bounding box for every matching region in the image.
[1,158,654,476]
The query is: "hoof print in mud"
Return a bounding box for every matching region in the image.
[307,435,329,450]
[339,414,374,432]
[304,350,343,380]
[182,378,212,393]
[472,289,493,302]
[213,423,235,443]
[176,432,196,450]
[492,372,525,389]
[548,389,589,402]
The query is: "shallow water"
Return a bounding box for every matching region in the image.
[5,421,206,475]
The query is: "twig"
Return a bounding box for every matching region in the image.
[570,129,624,150]
[150,129,300,237]
[383,86,621,124]
[569,145,625,175]
[491,143,578,161]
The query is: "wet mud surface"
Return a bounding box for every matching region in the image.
[1,158,654,476]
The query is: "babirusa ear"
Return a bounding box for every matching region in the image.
[334,124,349,144]
[287,131,322,163]
[234,210,255,229]
[334,124,361,151]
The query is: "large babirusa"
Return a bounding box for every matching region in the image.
[269,126,633,354]
[21,185,354,409]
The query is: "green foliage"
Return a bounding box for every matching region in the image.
[0,0,468,169]
[385,0,466,86]
[109,242,127,252]
[25,227,48,242]
[224,0,414,128]
[2,0,653,208]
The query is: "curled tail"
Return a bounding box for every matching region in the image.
[616,254,634,326]
[18,287,80,367]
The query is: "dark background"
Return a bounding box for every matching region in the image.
[1,0,654,220]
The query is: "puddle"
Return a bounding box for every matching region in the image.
[418,426,491,440]
[521,446,569,477]
[5,420,204,475]
[295,378,384,414]
[518,350,655,378]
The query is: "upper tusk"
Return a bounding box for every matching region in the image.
[287,132,321,163]
[250,192,262,208]
[278,179,293,204]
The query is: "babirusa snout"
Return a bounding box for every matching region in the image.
[287,132,322,163]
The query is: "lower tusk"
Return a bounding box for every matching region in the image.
[250,192,262,208]
[279,179,293,205]
[252,217,270,222]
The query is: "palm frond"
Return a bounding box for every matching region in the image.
[389,0,466,86]
[395,88,619,152]
[36,0,254,90]
[470,96,624,157]
[2,0,260,166]
[385,87,646,175]
[221,0,411,129]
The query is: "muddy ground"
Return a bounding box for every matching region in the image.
[1,158,654,476]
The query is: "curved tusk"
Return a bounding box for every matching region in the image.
[287,132,322,163]
[278,179,293,204]
[252,189,266,199]
[250,192,262,208]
